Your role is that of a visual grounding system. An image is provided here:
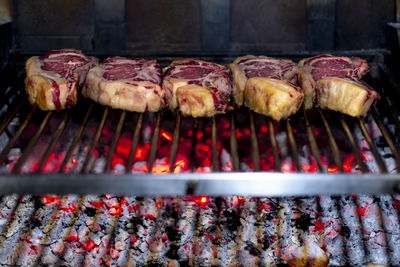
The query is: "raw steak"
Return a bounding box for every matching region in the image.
[82,57,164,112]
[25,49,98,111]
[229,55,303,121]
[298,54,378,116]
[163,59,232,117]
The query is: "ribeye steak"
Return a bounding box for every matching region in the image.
[25,49,98,111]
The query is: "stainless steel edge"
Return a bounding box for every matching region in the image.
[0,173,399,196]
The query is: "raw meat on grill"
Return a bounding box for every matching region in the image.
[162,59,232,117]
[316,77,380,117]
[229,55,303,121]
[298,54,379,116]
[82,57,165,112]
[25,49,98,111]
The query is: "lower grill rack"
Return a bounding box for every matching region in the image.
[0,195,400,266]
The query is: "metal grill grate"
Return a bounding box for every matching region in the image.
[0,58,399,266]
[0,62,399,195]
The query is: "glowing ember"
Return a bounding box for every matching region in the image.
[151,158,170,174]
[109,204,123,216]
[173,158,187,173]
[183,195,209,208]
[160,130,173,142]
[42,195,61,205]
[81,239,95,251]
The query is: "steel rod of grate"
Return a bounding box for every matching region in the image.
[81,107,109,173]
[303,109,324,173]
[212,116,219,172]
[0,195,23,249]
[378,65,400,130]
[126,113,143,173]
[285,119,302,172]
[12,111,53,173]
[104,110,127,173]
[340,116,370,173]
[371,110,400,172]
[0,86,19,110]
[53,196,88,266]
[36,111,71,173]
[14,196,64,266]
[80,197,118,267]
[382,95,400,131]
[148,112,162,173]
[318,109,344,172]
[0,105,37,164]
[190,118,199,172]
[0,196,36,256]
[59,103,94,173]
[0,94,27,135]
[230,111,240,171]
[169,112,181,173]
[99,212,121,265]
[249,111,260,171]
[31,196,72,266]
[267,118,281,172]
[358,117,388,173]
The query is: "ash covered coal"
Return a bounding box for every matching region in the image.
[0,194,397,266]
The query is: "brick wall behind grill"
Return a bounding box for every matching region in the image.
[12,0,396,53]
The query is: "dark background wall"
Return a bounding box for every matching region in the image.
[11,0,396,54]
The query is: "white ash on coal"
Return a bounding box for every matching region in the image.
[0,194,399,266]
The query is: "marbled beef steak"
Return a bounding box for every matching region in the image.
[82,57,164,112]
[298,54,379,116]
[163,59,232,117]
[25,49,98,111]
[229,55,303,121]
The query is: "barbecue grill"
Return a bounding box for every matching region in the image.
[1,1,400,266]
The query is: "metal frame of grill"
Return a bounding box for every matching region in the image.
[0,53,400,196]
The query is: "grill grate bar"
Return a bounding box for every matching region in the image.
[0,94,27,136]
[104,110,127,173]
[0,86,19,111]
[0,105,37,164]
[59,103,93,173]
[12,111,53,173]
[378,65,400,130]
[81,197,119,267]
[0,195,22,251]
[81,107,109,173]
[15,196,64,266]
[382,95,400,131]
[36,111,71,173]
[190,118,199,172]
[286,119,301,172]
[371,109,400,172]
[267,118,281,172]
[212,116,218,171]
[249,111,260,171]
[318,109,344,172]
[358,118,388,173]
[126,113,143,173]
[169,112,181,173]
[54,196,87,265]
[230,111,240,171]
[31,196,74,266]
[340,116,370,173]
[303,109,324,173]
[147,112,162,173]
